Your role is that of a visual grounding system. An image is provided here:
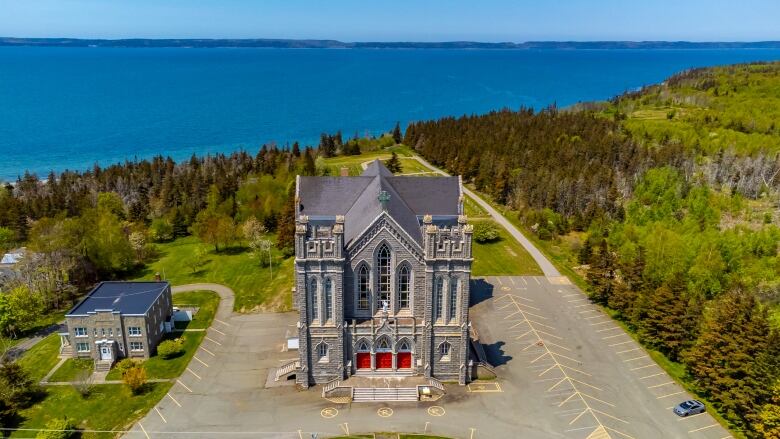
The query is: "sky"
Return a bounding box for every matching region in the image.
[1,0,779,42]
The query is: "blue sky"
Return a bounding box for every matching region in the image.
[1,0,778,41]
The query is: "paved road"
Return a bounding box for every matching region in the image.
[410,155,561,277]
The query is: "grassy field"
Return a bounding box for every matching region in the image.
[471,220,543,276]
[16,333,61,382]
[321,145,414,176]
[137,236,293,312]
[11,383,172,439]
[173,290,220,329]
[48,358,93,382]
[105,331,205,380]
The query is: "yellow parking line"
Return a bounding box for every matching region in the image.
[689,424,718,433]
[584,316,603,320]
[657,391,686,399]
[590,321,611,326]
[534,277,540,285]
[186,367,202,380]
[622,356,648,362]
[497,278,504,285]
[205,336,222,345]
[574,304,591,308]
[617,347,641,354]
[167,393,182,407]
[596,327,621,333]
[138,422,150,439]
[677,413,707,421]
[510,277,517,285]
[194,355,210,367]
[155,407,167,423]
[608,340,633,347]
[602,334,624,340]
[579,309,598,313]
[200,346,216,356]
[648,381,675,389]
[211,327,226,336]
[176,379,193,393]
[214,318,231,326]
[640,372,666,380]
[630,364,657,371]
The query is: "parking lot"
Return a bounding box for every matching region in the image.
[126,277,734,438]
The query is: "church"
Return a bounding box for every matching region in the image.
[293,159,473,387]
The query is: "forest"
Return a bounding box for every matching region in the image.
[1,61,779,436]
[404,62,780,436]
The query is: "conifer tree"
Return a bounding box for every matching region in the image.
[392,122,402,144]
[276,184,297,253]
[637,279,700,361]
[385,152,402,174]
[586,239,617,305]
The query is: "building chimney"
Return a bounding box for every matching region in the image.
[154,272,162,281]
[340,167,349,177]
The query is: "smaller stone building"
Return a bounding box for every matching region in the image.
[61,281,173,368]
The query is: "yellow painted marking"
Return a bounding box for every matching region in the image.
[138,422,150,439]
[521,278,527,286]
[340,423,350,435]
[608,340,633,347]
[563,294,581,298]
[630,364,657,371]
[623,356,648,362]
[193,355,210,367]
[596,327,621,333]
[211,327,226,336]
[167,393,181,407]
[205,336,222,345]
[677,413,707,421]
[176,379,193,393]
[689,424,718,433]
[496,277,504,285]
[640,372,666,380]
[648,381,675,389]
[321,407,338,418]
[468,382,502,393]
[510,277,517,285]
[500,286,511,291]
[570,299,589,303]
[377,407,393,417]
[427,406,446,416]
[298,430,303,439]
[186,367,202,380]
[616,347,641,354]
[575,304,592,308]
[155,407,167,423]
[657,391,686,399]
[590,321,611,326]
[424,421,430,432]
[200,346,216,356]
[533,277,540,285]
[214,318,230,326]
[470,427,476,439]
[602,334,625,340]
[536,329,563,340]
[584,316,603,320]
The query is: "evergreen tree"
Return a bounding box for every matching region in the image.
[578,237,593,264]
[385,152,402,174]
[392,122,402,144]
[637,279,700,361]
[291,142,301,158]
[276,184,297,253]
[586,239,617,305]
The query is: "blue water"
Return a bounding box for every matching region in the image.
[1,47,779,180]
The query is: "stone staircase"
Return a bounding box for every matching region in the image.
[275,359,300,381]
[59,345,73,358]
[354,369,414,377]
[352,387,419,402]
[95,360,112,372]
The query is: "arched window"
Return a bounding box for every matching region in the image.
[449,277,459,322]
[357,264,369,310]
[434,277,444,320]
[397,264,410,309]
[357,341,370,352]
[317,342,329,362]
[377,244,391,308]
[398,340,411,352]
[439,341,451,361]
[309,278,319,323]
[324,278,333,321]
[376,337,391,351]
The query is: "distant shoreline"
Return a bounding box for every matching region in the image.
[3,37,780,50]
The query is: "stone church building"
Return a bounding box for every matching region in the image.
[294,160,473,387]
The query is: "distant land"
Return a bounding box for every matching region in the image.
[3,37,780,49]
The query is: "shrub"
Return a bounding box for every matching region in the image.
[472,221,500,243]
[114,358,140,377]
[35,417,75,439]
[123,366,147,395]
[149,218,174,242]
[157,338,184,359]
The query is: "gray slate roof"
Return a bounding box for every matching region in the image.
[297,160,460,245]
[67,281,170,316]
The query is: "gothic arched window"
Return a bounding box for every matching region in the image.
[309,278,319,323]
[317,342,329,362]
[449,277,459,322]
[377,244,391,308]
[357,341,369,352]
[397,264,410,309]
[439,341,451,361]
[434,276,444,321]
[357,264,369,310]
[377,337,391,351]
[324,278,333,321]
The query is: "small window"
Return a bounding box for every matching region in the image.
[76,342,90,352]
[357,341,369,352]
[128,327,142,337]
[93,328,98,336]
[108,328,113,337]
[399,341,410,352]
[317,343,329,363]
[439,342,451,362]
[449,278,459,322]
[101,328,105,336]
[434,277,444,320]
[130,341,144,351]
[357,264,370,310]
[74,327,88,337]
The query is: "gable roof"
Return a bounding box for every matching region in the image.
[297,159,461,245]
[66,281,170,316]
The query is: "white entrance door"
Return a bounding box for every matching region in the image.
[100,345,112,361]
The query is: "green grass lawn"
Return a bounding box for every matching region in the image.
[11,383,172,438]
[464,194,489,219]
[48,358,93,382]
[137,236,293,312]
[105,331,205,380]
[16,333,61,382]
[173,290,220,330]
[471,220,543,276]
[321,145,413,176]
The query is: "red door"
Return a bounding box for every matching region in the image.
[376,352,392,369]
[397,352,412,369]
[356,352,371,369]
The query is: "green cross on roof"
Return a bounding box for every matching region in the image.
[378,190,391,210]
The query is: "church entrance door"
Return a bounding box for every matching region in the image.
[397,352,412,369]
[356,353,371,369]
[376,352,392,369]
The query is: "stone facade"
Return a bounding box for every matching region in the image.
[63,282,173,363]
[294,162,473,387]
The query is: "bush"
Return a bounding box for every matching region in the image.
[157,338,184,359]
[472,221,500,243]
[123,366,147,395]
[35,417,75,439]
[149,218,174,242]
[113,358,141,377]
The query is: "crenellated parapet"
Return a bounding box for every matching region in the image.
[295,215,345,260]
[422,214,473,260]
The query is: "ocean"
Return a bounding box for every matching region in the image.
[1,47,779,180]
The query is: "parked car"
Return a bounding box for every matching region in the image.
[673,400,706,417]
